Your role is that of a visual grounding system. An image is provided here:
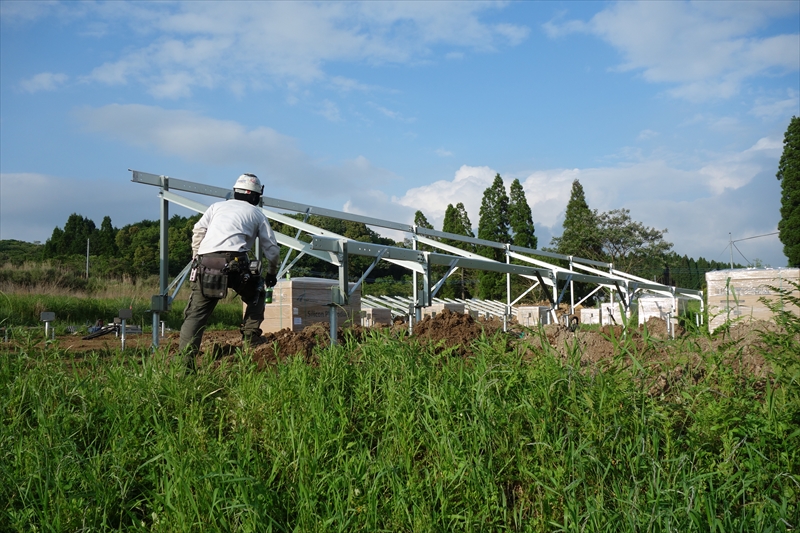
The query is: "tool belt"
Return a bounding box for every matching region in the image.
[195,252,262,302]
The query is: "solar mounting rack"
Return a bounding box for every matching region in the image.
[131,170,704,348]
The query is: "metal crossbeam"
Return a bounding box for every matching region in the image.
[132,169,706,346]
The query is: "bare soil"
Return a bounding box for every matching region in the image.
[24,310,783,384]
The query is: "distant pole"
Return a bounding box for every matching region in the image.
[729,233,733,270]
[86,238,90,279]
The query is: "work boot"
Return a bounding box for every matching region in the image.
[242,333,268,348]
[181,348,198,375]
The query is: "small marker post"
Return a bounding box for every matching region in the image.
[118,309,133,349]
[40,312,56,340]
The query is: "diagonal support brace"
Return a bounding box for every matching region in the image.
[613,280,628,311]
[535,271,557,308]
[557,274,573,307]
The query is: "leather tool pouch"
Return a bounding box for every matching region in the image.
[198,255,228,299]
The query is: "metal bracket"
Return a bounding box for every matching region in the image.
[350,248,388,297]
[534,271,557,309]
[556,274,573,306]
[310,236,350,305]
[613,280,629,310]
[430,258,459,298]
[417,253,431,307]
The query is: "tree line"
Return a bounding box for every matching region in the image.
[1,175,739,296]
[1,214,201,280]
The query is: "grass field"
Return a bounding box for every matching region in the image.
[2,309,799,532]
[0,292,244,334]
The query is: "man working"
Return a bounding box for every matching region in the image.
[179,173,280,369]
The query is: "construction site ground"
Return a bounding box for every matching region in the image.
[22,309,785,391]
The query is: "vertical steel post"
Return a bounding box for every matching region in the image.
[609,289,614,326]
[700,292,705,328]
[411,236,417,334]
[505,246,511,333]
[329,305,337,346]
[673,295,678,338]
[329,240,348,347]
[569,257,574,315]
[152,309,158,347]
[153,176,169,349]
[417,252,428,325]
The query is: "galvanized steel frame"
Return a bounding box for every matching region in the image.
[131,170,704,346]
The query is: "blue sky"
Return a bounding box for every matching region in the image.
[1,0,798,268]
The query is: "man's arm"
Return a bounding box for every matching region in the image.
[191,208,212,256]
[258,218,281,275]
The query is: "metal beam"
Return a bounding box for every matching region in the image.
[133,169,701,301]
[132,170,231,199]
[134,170,705,336]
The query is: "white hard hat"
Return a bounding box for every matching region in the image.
[233,173,263,194]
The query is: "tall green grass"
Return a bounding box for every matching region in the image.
[2,324,797,532]
[0,293,244,332]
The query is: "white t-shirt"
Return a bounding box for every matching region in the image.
[192,199,280,274]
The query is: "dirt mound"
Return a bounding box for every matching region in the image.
[30,312,782,383]
[525,323,617,365]
[412,309,503,356]
[521,317,771,379]
[690,320,780,379]
[644,316,675,339]
[196,323,334,367]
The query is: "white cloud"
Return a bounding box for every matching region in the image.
[708,116,741,132]
[545,1,800,102]
[55,1,528,98]
[678,112,750,136]
[750,90,800,120]
[150,71,197,99]
[19,72,68,93]
[2,136,787,268]
[342,189,416,236]
[542,14,587,39]
[435,148,453,157]
[318,99,342,122]
[698,162,761,194]
[346,164,575,233]
[492,23,530,46]
[560,136,779,205]
[0,172,158,244]
[368,102,415,123]
[637,129,658,140]
[356,131,785,263]
[0,0,74,22]
[393,165,496,230]
[358,2,528,51]
[72,103,398,196]
[699,135,782,194]
[330,76,376,93]
[86,50,148,85]
[518,169,580,227]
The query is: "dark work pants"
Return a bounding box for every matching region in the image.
[178,277,266,369]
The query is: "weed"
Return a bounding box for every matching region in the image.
[1,304,798,531]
